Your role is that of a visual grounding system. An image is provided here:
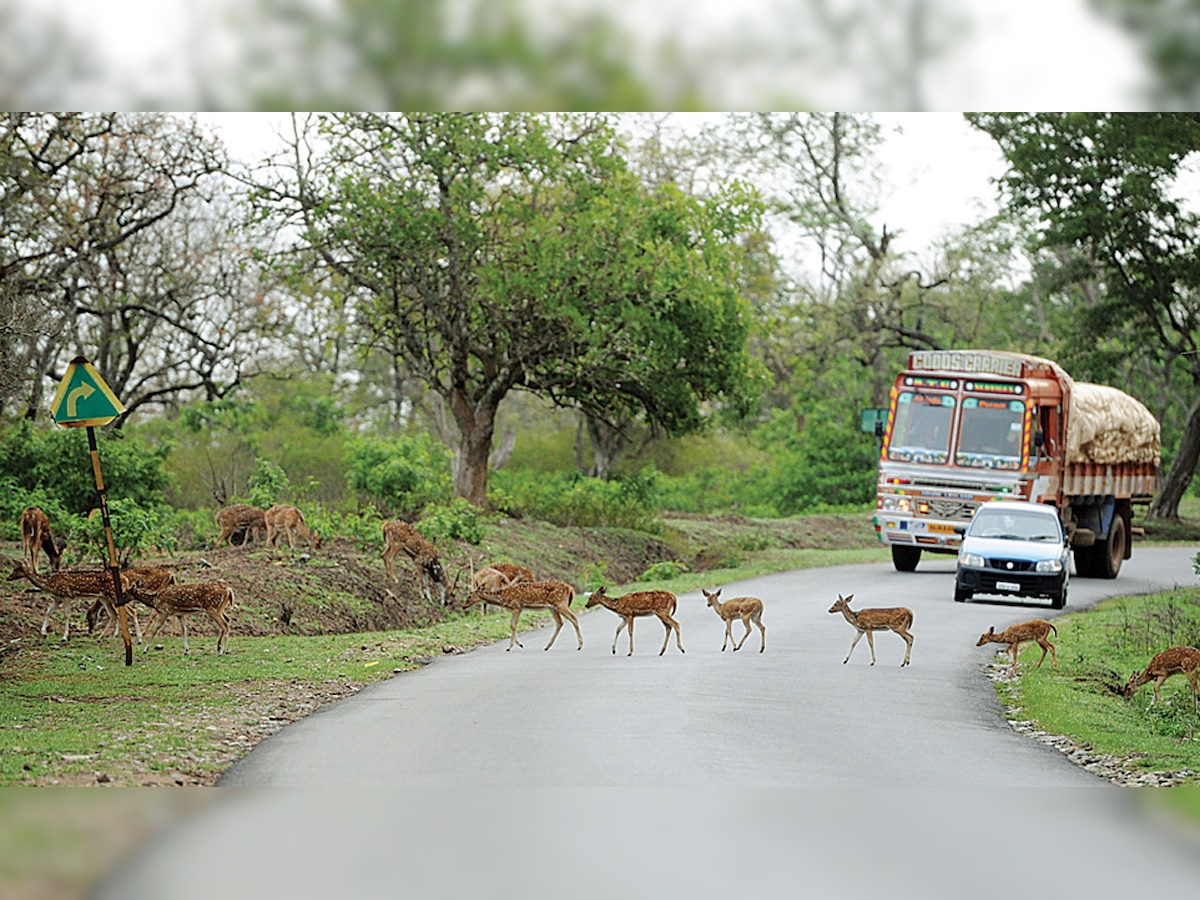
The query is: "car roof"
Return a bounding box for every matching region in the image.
[974,501,1057,516]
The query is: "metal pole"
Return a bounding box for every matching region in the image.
[86,425,132,666]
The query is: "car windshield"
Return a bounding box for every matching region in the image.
[968,510,1060,541]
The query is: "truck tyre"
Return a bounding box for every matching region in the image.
[1099,515,1126,579]
[892,545,921,572]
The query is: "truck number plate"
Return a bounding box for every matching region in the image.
[927,523,956,534]
[996,581,1021,592]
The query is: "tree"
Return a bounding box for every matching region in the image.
[0,113,235,422]
[255,112,765,505]
[968,112,1200,518]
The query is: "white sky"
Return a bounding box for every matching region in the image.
[30,0,1147,108]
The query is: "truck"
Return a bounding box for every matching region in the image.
[870,350,1160,578]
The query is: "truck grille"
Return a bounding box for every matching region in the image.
[924,499,974,520]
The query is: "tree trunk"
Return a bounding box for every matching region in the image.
[583,413,630,479]
[449,388,497,507]
[1149,392,1200,519]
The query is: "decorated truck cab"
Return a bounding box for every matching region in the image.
[872,350,1160,578]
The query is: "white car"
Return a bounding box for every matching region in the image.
[953,501,1070,608]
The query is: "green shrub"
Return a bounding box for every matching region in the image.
[246,458,291,509]
[417,498,490,545]
[345,435,453,516]
[640,560,689,581]
[490,469,660,531]
[74,498,178,566]
[578,560,609,592]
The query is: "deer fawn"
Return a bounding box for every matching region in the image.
[976,619,1057,673]
[464,580,583,651]
[7,560,131,642]
[585,586,685,656]
[827,593,914,667]
[215,504,268,548]
[382,520,448,605]
[1124,647,1200,710]
[128,580,235,654]
[702,588,766,652]
[265,505,321,552]
[20,507,61,574]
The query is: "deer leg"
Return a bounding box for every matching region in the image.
[658,616,671,656]
[865,629,877,665]
[721,617,733,651]
[508,608,523,651]
[844,629,865,664]
[898,628,913,666]
[1035,638,1052,668]
[611,619,626,655]
[666,614,684,654]
[627,616,636,656]
[755,613,766,653]
[1152,675,1167,706]
[207,607,228,654]
[544,609,565,651]
[1009,641,1021,673]
[559,606,584,650]
[733,615,752,651]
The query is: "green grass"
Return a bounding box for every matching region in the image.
[999,588,1200,778]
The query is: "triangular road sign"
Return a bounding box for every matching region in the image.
[49,356,126,427]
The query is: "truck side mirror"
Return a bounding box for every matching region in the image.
[953,525,966,536]
[875,421,885,438]
[1033,429,1045,449]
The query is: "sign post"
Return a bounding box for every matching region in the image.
[49,356,133,666]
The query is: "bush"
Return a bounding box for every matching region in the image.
[490,469,660,532]
[346,435,453,517]
[640,560,689,581]
[417,498,490,545]
[74,498,178,566]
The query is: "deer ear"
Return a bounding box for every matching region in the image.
[987,626,995,635]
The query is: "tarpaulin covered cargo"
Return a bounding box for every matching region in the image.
[1066,382,1160,465]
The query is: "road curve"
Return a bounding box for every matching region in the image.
[94,547,1200,899]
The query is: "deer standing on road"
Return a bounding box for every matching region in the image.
[265,505,321,552]
[702,587,766,652]
[128,579,235,654]
[585,586,684,656]
[214,504,268,548]
[382,520,448,605]
[1124,647,1200,710]
[20,507,61,574]
[976,619,1057,673]
[827,593,914,667]
[464,580,583,651]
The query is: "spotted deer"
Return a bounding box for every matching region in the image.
[7,560,131,642]
[827,594,914,667]
[464,580,583,651]
[470,562,534,614]
[214,504,268,548]
[382,520,447,605]
[702,587,766,653]
[976,619,1057,673]
[20,507,61,574]
[585,585,685,656]
[128,580,235,654]
[1124,647,1200,710]
[265,504,321,551]
[86,566,177,639]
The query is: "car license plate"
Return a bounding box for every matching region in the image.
[996,581,1021,592]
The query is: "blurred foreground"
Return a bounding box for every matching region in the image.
[3,787,1199,899]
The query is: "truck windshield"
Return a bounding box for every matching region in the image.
[956,398,1026,470]
[887,392,954,464]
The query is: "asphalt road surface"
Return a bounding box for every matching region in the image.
[94,547,1200,900]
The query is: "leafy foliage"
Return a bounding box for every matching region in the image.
[491,469,661,531]
[345,435,453,517]
[415,499,491,545]
[74,498,178,566]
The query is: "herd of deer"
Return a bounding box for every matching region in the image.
[8,505,1200,709]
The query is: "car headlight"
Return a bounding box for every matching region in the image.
[1035,559,1064,574]
[960,553,985,568]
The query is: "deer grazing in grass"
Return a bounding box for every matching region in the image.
[585,585,685,656]
[127,579,235,654]
[20,507,61,574]
[382,520,448,605]
[1124,647,1200,711]
[86,566,177,640]
[214,504,268,548]
[265,504,321,552]
[702,588,766,653]
[7,560,131,642]
[464,580,583,651]
[827,594,914,667]
[976,619,1057,673]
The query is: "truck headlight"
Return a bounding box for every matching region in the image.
[882,496,912,513]
[960,553,985,568]
[1036,559,1064,574]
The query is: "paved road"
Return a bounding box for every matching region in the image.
[94,547,1200,899]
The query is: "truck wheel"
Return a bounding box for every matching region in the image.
[892,545,921,572]
[1099,515,1126,579]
